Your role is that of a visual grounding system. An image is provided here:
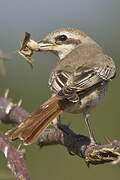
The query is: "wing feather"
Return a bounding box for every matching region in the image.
[49,55,116,102]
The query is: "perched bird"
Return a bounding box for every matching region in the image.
[6,28,116,145]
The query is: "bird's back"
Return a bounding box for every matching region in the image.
[54,43,104,73]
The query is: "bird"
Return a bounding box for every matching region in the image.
[6,28,116,145]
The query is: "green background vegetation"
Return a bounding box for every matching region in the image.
[0,0,120,179]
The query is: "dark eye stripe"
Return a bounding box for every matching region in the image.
[63,38,81,45]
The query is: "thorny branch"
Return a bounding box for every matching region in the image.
[0,133,30,180]
[0,92,120,168]
[0,94,30,180]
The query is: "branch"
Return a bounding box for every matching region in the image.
[0,94,120,166]
[38,125,120,166]
[0,133,30,180]
[0,96,30,180]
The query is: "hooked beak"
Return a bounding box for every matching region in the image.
[38,40,56,51]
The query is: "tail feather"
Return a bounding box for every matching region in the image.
[24,110,61,144]
[6,95,63,145]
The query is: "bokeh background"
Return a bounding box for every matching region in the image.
[0,0,120,179]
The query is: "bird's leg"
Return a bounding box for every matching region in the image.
[84,114,96,144]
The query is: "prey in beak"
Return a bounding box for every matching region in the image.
[18,32,56,67]
[18,32,40,67]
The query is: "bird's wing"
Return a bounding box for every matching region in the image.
[57,56,116,102]
[93,55,116,80]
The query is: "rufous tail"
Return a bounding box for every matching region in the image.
[6,95,63,145]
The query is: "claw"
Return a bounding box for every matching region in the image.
[67,149,75,156]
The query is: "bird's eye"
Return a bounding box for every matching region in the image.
[56,35,68,42]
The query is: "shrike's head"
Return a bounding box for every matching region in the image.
[38,28,96,59]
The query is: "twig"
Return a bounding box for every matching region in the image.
[37,124,120,166]
[0,97,30,179]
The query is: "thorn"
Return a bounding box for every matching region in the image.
[17,143,22,151]
[17,99,22,107]
[4,146,8,158]
[17,143,26,158]
[5,102,13,114]
[4,88,9,98]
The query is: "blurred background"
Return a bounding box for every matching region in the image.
[0,0,120,179]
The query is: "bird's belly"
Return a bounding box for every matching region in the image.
[63,84,107,114]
